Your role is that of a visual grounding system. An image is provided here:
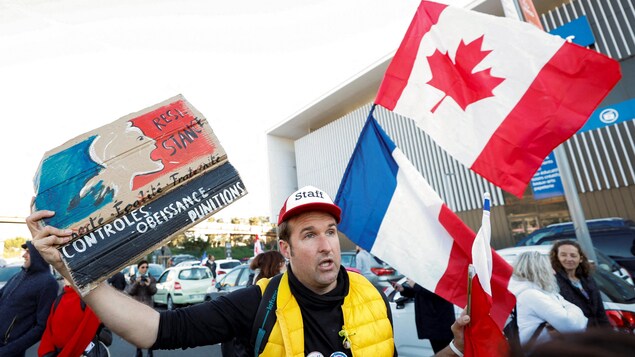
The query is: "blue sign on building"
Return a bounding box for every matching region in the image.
[530,152,565,200]
[579,98,635,133]
[549,15,595,47]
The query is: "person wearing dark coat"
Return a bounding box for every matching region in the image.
[204,254,217,280]
[107,271,127,291]
[394,279,455,353]
[0,241,58,357]
[550,240,610,328]
[127,260,157,357]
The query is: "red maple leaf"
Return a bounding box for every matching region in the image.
[426,36,504,113]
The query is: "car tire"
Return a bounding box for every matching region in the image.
[167,295,175,311]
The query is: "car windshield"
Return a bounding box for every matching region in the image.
[220,261,240,269]
[149,265,165,278]
[179,268,208,280]
[593,268,635,304]
[0,266,21,280]
[523,230,557,245]
[340,253,355,268]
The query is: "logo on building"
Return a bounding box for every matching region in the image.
[599,108,619,124]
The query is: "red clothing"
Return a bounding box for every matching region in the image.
[38,286,102,357]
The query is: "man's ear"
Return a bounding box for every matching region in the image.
[279,240,291,259]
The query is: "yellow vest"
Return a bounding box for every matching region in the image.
[256,271,394,357]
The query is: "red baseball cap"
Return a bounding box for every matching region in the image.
[278,186,341,225]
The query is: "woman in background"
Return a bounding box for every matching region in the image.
[249,251,286,285]
[550,240,610,328]
[509,251,587,350]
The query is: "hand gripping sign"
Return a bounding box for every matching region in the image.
[32,95,247,294]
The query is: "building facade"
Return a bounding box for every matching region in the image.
[266,0,635,249]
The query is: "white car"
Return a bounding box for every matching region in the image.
[384,280,447,357]
[497,245,635,333]
[214,259,242,277]
[153,265,215,310]
[175,260,204,267]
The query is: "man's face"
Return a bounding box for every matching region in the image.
[22,248,31,269]
[279,211,341,295]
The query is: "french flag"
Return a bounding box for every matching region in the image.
[335,114,515,338]
[464,194,510,356]
[375,0,621,197]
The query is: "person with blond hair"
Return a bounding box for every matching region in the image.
[509,251,587,349]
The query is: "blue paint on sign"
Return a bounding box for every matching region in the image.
[579,98,635,133]
[549,15,595,47]
[530,152,564,200]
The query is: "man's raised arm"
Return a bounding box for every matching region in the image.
[28,210,160,348]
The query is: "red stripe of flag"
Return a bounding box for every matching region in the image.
[435,205,515,329]
[470,41,622,197]
[375,1,446,109]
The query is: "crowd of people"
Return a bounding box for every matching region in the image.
[5,186,470,357]
[1,185,633,356]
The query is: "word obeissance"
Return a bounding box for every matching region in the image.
[71,154,225,240]
[61,181,246,259]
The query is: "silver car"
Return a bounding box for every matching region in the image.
[204,264,254,301]
[340,251,402,289]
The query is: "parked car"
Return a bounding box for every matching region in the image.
[204,264,254,301]
[168,254,197,267]
[176,260,204,267]
[214,258,242,277]
[498,245,635,333]
[340,251,403,289]
[120,263,165,285]
[153,265,215,310]
[516,218,635,276]
[383,278,436,356]
[0,263,22,289]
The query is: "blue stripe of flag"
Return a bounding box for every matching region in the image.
[335,110,399,251]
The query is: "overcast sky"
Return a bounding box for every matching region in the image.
[0,0,434,238]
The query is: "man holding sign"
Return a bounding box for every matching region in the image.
[29,186,470,356]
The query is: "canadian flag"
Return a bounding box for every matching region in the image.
[375,0,621,197]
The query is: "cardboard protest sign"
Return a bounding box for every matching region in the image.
[32,95,247,294]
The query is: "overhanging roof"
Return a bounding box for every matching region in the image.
[266,53,392,140]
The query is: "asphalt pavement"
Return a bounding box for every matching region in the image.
[26,334,221,357]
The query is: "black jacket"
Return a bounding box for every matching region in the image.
[555,271,610,327]
[107,272,126,291]
[399,283,454,340]
[0,241,59,357]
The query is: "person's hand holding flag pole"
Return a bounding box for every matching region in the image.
[463,193,510,356]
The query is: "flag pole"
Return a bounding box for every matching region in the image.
[466,264,475,317]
